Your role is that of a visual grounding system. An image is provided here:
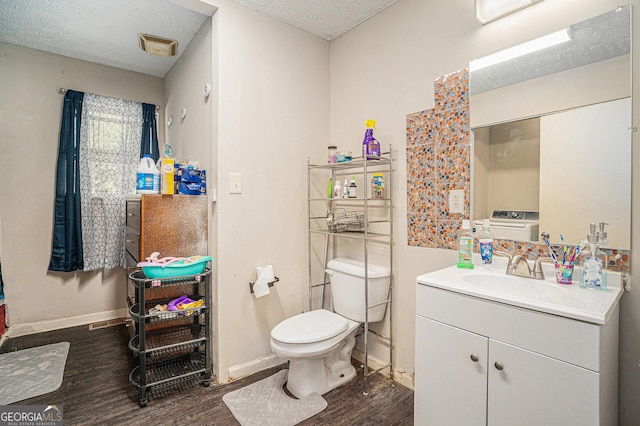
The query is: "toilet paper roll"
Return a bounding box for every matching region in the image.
[253,273,270,298]
[256,265,275,283]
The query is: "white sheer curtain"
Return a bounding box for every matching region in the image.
[79,94,142,271]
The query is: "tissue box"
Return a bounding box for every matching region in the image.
[179,169,206,195]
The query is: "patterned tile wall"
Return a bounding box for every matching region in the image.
[406,68,470,250]
[405,69,629,272]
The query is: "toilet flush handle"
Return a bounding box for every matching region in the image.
[324,270,334,276]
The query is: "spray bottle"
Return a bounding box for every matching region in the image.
[362,120,381,160]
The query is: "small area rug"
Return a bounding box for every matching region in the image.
[222,369,327,425]
[0,342,70,405]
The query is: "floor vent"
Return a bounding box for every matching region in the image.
[88,318,127,330]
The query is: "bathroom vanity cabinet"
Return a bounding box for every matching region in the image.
[415,275,620,426]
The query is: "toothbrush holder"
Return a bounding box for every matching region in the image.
[554,263,574,285]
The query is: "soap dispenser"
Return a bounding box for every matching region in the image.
[597,222,609,247]
[578,223,607,290]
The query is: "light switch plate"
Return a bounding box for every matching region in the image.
[449,189,464,213]
[229,173,242,194]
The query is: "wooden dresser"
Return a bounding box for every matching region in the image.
[125,194,208,305]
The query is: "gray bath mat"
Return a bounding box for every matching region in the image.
[0,342,69,405]
[222,370,327,425]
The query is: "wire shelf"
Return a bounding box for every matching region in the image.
[129,353,209,389]
[326,208,364,233]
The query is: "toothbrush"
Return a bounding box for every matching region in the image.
[543,238,558,264]
[569,240,585,265]
[560,234,567,264]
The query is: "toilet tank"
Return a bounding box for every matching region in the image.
[326,257,391,323]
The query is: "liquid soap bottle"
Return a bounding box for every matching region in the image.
[477,219,494,269]
[578,223,608,290]
[597,222,609,247]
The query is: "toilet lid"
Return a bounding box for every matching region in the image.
[271,309,349,344]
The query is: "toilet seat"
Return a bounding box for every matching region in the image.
[271,309,348,344]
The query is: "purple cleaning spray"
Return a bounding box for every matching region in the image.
[362,119,381,160]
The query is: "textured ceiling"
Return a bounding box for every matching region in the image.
[0,0,215,78]
[232,0,399,41]
[0,0,398,78]
[470,6,631,94]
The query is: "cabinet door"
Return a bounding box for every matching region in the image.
[415,316,488,426]
[488,339,599,426]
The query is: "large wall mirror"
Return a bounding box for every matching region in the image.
[470,5,632,250]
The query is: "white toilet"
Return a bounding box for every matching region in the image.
[270,257,391,398]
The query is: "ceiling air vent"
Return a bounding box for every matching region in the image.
[138,33,178,57]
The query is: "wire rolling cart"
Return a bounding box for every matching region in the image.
[128,268,212,407]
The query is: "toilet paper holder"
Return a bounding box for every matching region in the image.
[249,276,279,294]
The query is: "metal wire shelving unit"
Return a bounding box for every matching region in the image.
[306,145,393,395]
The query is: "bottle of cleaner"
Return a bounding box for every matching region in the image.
[348,176,357,198]
[457,219,474,269]
[342,179,349,198]
[477,219,494,269]
[371,173,384,199]
[333,179,341,199]
[136,154,160,194]
[362,120,381,160]
[579,223,607,290]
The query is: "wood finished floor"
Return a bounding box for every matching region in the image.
[0,324,413,425]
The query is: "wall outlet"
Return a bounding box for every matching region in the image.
[449,189,464,213]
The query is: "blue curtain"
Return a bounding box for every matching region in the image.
[48,90,85,272]
[140,103,159,161]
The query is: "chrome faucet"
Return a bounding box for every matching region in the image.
[495,251,554,280]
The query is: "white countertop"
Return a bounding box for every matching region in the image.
[416,256,623,324]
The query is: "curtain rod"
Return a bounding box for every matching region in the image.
[58,88,160,111]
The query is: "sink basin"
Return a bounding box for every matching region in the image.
[462,272,569,301]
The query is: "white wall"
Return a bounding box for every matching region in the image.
[204,0,330,382]
[164,16,217,371]
[0,43,164,332]
[330,0,640,422]
[165,19,213,173]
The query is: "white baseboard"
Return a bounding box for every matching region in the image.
[224,354,283,383]
[4,309,129,338]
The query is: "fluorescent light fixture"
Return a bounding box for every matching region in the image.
[138,33,178,57]
[469,28,572,71]
[475,0,542,24]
